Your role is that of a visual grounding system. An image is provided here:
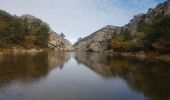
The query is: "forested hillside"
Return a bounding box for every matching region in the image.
[0,10,73,51]
[0,10,50,49]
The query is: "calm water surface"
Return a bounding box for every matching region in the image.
[0,51,170,100]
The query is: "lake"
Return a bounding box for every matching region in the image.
[0,51,170,100]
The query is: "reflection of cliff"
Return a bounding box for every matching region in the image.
[48,51,71,70]
[0,51,71,83]
[75,52,170,100]
[75,52,113,77]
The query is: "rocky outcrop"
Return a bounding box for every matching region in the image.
[74,0,170,52]
[48,32,73,51]
[20,15,73,51]
[124,0,170,36]
[74,25,121,52]
[124,13,145,36]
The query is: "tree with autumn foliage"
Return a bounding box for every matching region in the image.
[0,10,50,49]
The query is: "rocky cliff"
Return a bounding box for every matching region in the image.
[124,0,170,36]
[74,0,170,52]
[20,15,73,51]
[48,31,73,51]
[74,25,121,52]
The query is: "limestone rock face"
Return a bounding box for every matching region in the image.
[48,32,73,51]
[74,25,121,52]
[124,14,145,36]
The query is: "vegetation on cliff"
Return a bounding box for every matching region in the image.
[110,14,170,53]
[0,10,50,49]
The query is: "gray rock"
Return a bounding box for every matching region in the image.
[74,25,121,52]
[48,32,73,51]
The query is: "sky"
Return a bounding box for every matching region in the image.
[0,0,166,44]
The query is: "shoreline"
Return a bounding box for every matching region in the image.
[107,51,170,61]
[0,48,45,54]
[74,50,170,61]
[1,48,170,61]
[0,48,73,54]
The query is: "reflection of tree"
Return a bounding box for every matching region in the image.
[75,52,170,100]
[123,61,170,100]
[0,51,71,84]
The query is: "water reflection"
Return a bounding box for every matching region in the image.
[75,52,170,100]
[0,52,169,100]
[0,51,71,84]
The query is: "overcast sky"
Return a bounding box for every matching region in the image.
[0,0,166,44]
